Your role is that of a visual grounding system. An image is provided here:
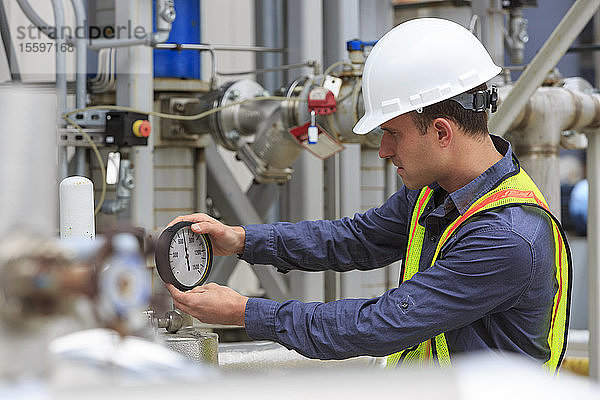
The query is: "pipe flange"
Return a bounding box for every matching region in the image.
[217,80,267,148]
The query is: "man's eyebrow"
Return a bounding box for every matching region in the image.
[380,126,393,133]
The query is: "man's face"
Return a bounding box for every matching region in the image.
[379,113,439,190]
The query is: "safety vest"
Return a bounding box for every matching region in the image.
[386,167,572,374]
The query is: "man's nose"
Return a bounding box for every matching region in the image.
[379,133,394,159]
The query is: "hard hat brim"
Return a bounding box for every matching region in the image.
[353,111,384,135]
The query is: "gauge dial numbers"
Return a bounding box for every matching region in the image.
[155,221,213,291]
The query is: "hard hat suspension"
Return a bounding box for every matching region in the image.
[449,86,498,113]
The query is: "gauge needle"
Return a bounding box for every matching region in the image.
[182,230,191,271]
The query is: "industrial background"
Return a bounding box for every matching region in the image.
[1,0,600,397]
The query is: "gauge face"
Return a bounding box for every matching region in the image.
[155,221,213,291]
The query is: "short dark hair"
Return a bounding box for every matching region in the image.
[410,83,489,138]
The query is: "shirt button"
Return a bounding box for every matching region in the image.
[429,236,437,242]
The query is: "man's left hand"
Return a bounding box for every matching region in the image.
[166,283,248,326]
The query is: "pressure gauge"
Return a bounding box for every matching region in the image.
[155,221,213,291]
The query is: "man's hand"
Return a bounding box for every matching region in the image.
[166,283,248,326]
[168,213,245,256]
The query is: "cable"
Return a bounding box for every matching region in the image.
[63,96,301,121]
[63,116,107,215]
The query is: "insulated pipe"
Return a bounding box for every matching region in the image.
[502,85,600,217]
[0,84,57,239]
[489,0,600,136]
[71,0,88,176]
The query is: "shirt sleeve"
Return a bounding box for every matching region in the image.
[244,223,536,360]
[240,187,411,273]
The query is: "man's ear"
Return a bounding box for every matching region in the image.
[432,118,453,148]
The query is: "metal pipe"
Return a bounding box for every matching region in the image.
[0,1,20,80]
[587,132,600,382]
[153,43,286,53]
[86,37,150,49]
[71,0,88,176]
[499,85,600,217]
[16,0,171,50]
[115,0,154,229]
[15,0,56,40]
[216,61,317,76]
[256,0,284,93]
[49,0,68,180]
[489,0,600,136]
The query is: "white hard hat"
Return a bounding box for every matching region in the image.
[353,18,502,135]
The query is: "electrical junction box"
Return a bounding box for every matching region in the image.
[104,111,151,147]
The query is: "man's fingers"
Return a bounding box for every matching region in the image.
[167,213,215,228]
[165,284,187,302]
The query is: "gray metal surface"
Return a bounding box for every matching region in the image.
[587,132,600,381]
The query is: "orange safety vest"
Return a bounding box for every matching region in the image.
[386,167,572,373]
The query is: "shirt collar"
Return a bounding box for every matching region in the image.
[431,135,518,216]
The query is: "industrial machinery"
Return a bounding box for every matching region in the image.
[3,0,600,391]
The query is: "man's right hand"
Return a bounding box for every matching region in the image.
[167,213,246,256]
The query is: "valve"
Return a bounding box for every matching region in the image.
[346,39,377,64]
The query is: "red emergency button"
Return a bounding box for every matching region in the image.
[132,120,151,138]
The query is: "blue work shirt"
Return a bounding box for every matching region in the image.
[241,135,557,362]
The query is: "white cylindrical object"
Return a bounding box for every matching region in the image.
[60,176,95,240]
[0,84,57,239]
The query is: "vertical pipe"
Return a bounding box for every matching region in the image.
[587,132,600,381]
[115,0,154,231]
[285,0,324,302]
[71,0,89,176]
[0,85,57,238]
[255,0,284,93]
[51,0,68,180]
[194,149,207,213]
[470,0,505,67]
[358,0,393,42]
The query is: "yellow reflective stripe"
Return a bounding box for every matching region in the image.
[386,187,432,369]
[403,187,432,281]
[434,333,451,367]
[544,220,570,373]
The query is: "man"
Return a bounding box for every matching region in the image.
[166,18,571,371]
